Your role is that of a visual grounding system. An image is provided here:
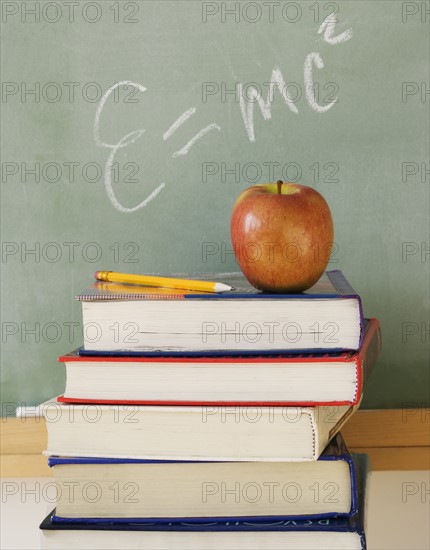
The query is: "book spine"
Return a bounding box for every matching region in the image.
[50,509,356,524]
[41,511,360,532]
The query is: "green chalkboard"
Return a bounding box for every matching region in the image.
[1,0,429,412]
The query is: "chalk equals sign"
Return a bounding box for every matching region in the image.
[162,107,221,157]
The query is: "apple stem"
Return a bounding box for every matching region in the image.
[276,180,283,194]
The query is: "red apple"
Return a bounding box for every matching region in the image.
[230,181,334,292]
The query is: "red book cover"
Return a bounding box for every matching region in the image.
[57,319,381,407]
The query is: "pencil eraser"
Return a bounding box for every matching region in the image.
[94,271,100,280]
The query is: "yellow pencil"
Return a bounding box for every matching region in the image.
[94,271,233,293]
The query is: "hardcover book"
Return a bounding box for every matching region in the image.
[40,454,369,550]
[76,270,364,354]
[58,319,380,406]
[42,400,356,461]
[48,433,357,522]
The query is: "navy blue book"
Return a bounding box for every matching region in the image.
[48,434,357,523]
[40,453,368,550]
[76,270,364,355]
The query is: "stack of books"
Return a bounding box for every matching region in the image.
[39,270,381,549]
